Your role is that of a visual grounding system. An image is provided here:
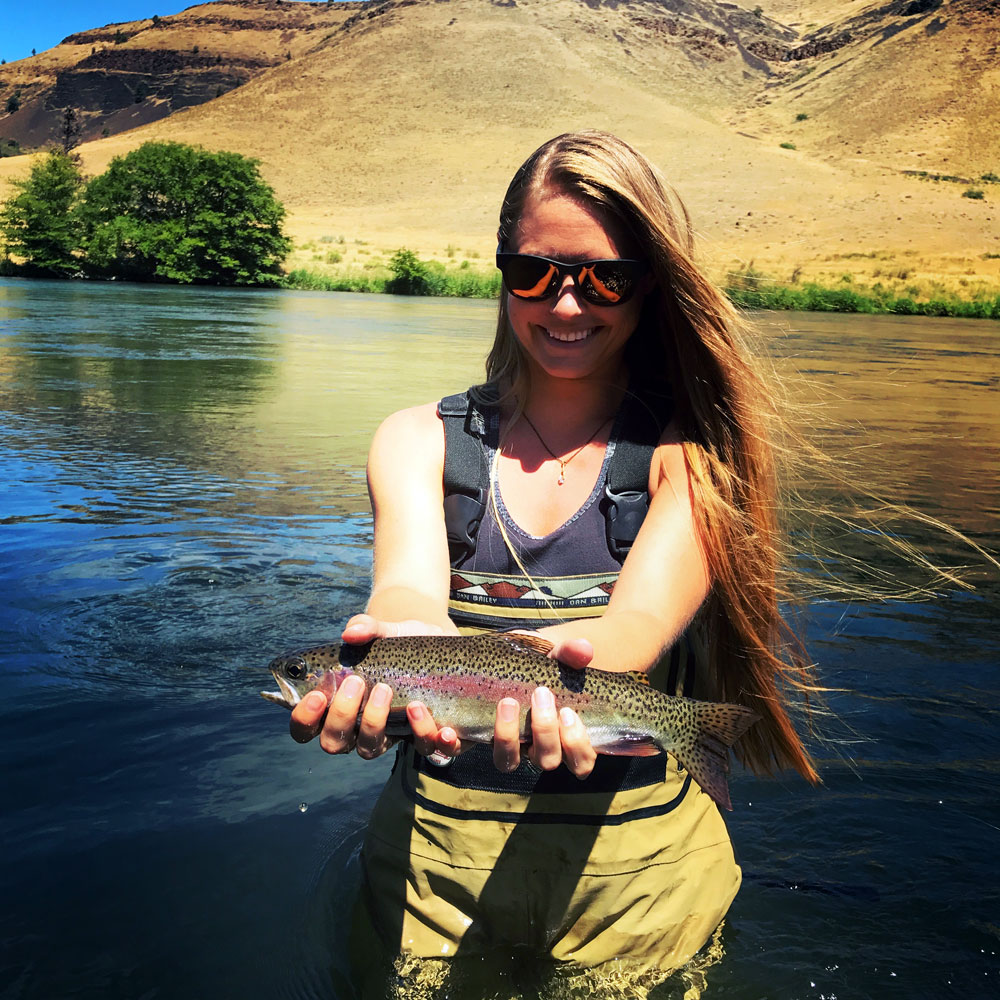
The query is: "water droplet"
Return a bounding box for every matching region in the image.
[298,802,308,813]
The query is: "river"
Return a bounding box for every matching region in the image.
[0,278,997,999]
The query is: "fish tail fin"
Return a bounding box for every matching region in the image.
[669,701,760,812]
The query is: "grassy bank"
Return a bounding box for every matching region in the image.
[284,250,1000,318]
[724,280,1000,318]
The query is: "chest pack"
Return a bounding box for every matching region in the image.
[439,386,665,568]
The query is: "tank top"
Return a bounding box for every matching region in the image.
[447,401,629,633]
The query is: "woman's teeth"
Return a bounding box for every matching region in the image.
[545,327,596,342]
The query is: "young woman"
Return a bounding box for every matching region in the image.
[288,131,818,979]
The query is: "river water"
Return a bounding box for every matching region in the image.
[0,278,997,1000]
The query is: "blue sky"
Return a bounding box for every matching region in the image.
[2,1,330,64]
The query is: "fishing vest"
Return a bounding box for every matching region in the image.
[440,383,664,569]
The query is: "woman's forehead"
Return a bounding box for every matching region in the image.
[511,188,637,259]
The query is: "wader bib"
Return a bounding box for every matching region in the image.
[358,387,741,974]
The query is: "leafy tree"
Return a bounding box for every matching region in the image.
[78,141,291,284]
[6,92,20,114]
[0,148,83,275]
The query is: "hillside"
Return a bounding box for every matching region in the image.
[1,0,997,297]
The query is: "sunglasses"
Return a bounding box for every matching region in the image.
[495,250,648,305]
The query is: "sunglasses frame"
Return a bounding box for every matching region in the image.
[495,250,648,306]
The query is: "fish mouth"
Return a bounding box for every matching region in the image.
[260,669,302,709]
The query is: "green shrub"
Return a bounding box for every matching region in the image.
[780,141,796,150]
[795,112,809,122]
[981,172,999,183]
[963,189,985,200]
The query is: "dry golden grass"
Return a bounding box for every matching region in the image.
[1,0,997,291]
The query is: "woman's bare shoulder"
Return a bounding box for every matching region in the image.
[368,402,446,476]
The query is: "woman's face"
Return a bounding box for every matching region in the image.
[506,188,651,386]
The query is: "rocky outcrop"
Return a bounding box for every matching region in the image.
[0,0,362,150]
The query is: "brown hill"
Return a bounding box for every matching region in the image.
[1,0,997,296]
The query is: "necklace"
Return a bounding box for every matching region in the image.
[520,412,612,486]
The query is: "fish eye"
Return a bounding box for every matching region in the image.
[285,660,306,679]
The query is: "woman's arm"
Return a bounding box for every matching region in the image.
[536,432,711,672]
[289,404,459,754]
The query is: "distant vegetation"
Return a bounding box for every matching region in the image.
[724,264,1000,319]
[1,142,290,284]
[286,248,501,298]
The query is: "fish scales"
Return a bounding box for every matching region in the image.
[262,632,759,810]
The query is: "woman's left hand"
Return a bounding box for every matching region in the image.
[493,637,598,779]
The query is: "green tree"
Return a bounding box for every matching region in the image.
[0,148,83,275]
[78,141,291,284]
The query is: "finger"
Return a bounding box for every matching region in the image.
[356,682,393,759]
[289,690,329,744]
[406,702,444,758]
[318,674,366,754]
[527,687,562,771]
[550,638,594,670]
[558,707,597,779]
[493,698,521,772]
[426,726,462,766]
[342,614,380,644]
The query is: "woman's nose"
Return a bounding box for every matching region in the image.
[550,276,586,318]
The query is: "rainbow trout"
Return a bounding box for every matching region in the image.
[262,632,758,810]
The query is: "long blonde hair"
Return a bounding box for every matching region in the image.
[484,131,819,783]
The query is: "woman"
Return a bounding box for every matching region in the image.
[289,131,818,979]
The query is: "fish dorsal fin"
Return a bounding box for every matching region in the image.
[482,631,556,658]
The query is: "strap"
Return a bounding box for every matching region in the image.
[603,394,666,562]
[439,389,493,566]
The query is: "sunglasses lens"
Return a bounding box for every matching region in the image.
[502,257,558,299]
[582,262,638,304]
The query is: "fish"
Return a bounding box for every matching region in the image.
[261,632,759,810]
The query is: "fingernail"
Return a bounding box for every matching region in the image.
[304,691,327,710]
[534,687,554,713]
[440,727,457,744]
[498,699,518,724]
[408,703,425,721]
[560,707,577,727]
[341,676,364,700]
[370,683,391,708]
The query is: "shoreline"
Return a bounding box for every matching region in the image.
[282,266,1000,320]
[3,262,998,319]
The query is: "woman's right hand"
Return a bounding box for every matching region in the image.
[288,614,460,761]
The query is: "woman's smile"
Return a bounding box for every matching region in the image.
[542,325,599,343]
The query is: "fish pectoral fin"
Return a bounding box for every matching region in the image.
[594,734,662,757]
[485,631,556,658]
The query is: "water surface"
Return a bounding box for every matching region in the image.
[1,278,997,999]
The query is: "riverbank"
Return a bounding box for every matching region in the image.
[283,257,1000,319]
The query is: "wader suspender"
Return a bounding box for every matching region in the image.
[439,390,492,566]
[439,387,662,567]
